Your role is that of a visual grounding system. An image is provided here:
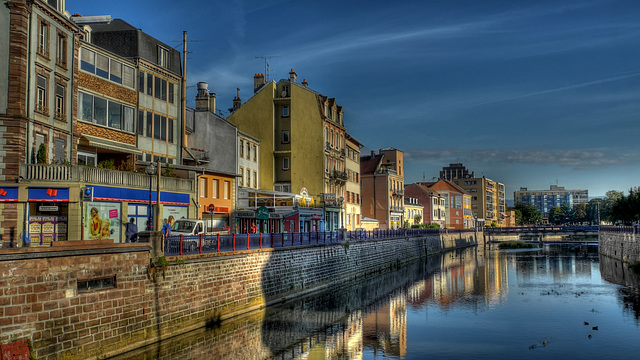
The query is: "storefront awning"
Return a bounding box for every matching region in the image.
[81,135,143,155]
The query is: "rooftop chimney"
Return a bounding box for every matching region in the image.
[289,69,297,83]
[233,88,241,110]
[254,73,266,93]
[195,82,216,112]
[302,79,308,88]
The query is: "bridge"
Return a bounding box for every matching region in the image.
[484,225,599,245]
[484,225,599,236]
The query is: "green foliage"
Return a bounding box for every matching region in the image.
[610,187,640,225]
[549,204,571,225]
[117,160,135,172]
[36,144,47,164]
[414,214,422,224]
[163,165,179,178]
[514,202,542,225]
[499,241,536,249]
[97,159,115,169]
[404,220,410,228]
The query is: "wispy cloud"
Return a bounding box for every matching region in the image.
[405,148,640,169]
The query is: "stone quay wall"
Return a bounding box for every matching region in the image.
[599,229,640,263]
[0,231,478,359]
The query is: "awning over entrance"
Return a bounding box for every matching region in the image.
[80,135,143,155]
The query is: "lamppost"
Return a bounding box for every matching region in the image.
[146,162,157,231]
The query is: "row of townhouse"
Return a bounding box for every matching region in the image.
[0,0,369,246]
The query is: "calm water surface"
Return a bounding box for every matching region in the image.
[112,245,640,359]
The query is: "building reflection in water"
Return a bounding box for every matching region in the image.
[109,245,640,360]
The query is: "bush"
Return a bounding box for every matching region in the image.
[499,241,536,249]
[36,144,47,164]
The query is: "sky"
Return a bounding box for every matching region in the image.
[66,0,640,199]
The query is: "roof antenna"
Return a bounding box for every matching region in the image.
[255,56,280,82]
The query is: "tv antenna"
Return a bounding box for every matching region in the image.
[255,56,280,82]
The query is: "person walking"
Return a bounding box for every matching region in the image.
[124,218,138,243]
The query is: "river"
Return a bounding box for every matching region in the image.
[110,244,640,359]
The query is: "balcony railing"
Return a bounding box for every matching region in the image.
[393,188,404,196]
[20,164,194,193]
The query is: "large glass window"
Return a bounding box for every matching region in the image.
[139,71,145,93]
[154,114,161,139]
[168,118,174,143]
[146,111,153,137]
[78,91,134,132]
[95,53,109,79]
[93,96,107,126]
[109,60,122,83]
[138,110,144,135]
[168,82,174,103]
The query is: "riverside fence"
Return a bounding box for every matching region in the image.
[163,228,478,256]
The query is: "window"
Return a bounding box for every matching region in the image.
[253,171,257,188]
[138,110,144,135]
[146,73,153,95]
[224,181,230,199]
[246,169,251,188]
[80,49,95,73]
[146,111,153,137]
[154,76,161,99]
[158,46,169,68]
[77,150,97,166]
[282,131,290,144]
[55,83,65,118]
[161,116,167,141]
[246,142,250,159]
[38,20,49,57]
[239,167,244,186]
[78,92,134,132]
[168,118,174,143]
[239,140,244,157]
[169,82,174,104]
[56,32,66,66]
[283,157,290,170]
[36,75,47,113]
[139,71,145,93]
[95,53,109,79]
[212,179,218,199]
[110,60,122,83]
[154,114,161,139]
[253,145,257,162]
[282,105,289,117]
[199,178,206,198]
[122,66,135,88]
[54,138,65,164]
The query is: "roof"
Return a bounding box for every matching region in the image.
[360,154,383,175]
[407,183,443,197]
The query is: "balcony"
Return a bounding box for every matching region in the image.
[390,206,404,213]
[393,188,404,197]
[20,164,195,193]
[330,170,348,184]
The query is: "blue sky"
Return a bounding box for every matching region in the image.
[67,0,640,199]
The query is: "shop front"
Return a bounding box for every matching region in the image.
[83,185,190,243]
[284,208,323,233]
[234,207,284,234]
[28,187,69,247]
[203,204,230,233]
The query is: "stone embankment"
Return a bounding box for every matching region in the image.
[599,226,640,263]
[0,231,479,359]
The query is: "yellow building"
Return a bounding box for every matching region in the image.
[227,70,347,231]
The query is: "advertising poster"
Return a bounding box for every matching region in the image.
[162,205,188,228]
[84,202,122,243]
[28,216,58,247]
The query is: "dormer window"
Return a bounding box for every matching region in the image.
[158,46,169,68]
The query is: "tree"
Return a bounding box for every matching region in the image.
[514,202,542,225]
[572,203,587,224]
[611,187,640,225]
[414,214,422,224]
[36,144,47,164]
[549,204,570,225]
[600,190,623,223]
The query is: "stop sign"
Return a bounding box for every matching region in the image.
[207,204,215,212]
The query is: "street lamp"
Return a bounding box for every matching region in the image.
[146,162,157,231]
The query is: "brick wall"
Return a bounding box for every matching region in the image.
[0,232,477,359]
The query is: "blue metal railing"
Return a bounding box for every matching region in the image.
[484,225,600,233]
[163,228,478,256]
[599,225,640,234]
